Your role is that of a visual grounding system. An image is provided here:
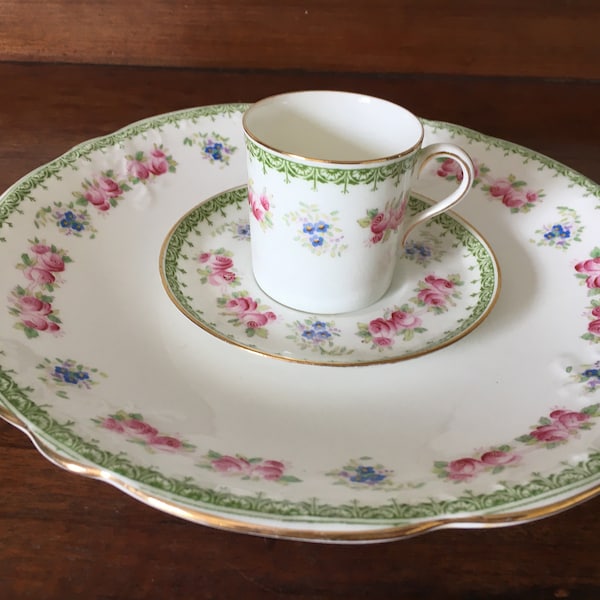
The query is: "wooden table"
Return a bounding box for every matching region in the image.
[1,62,599,599]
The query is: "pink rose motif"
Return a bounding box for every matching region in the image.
[260,193,270,211]
[242,312,271,329]
[588,319,600,335]
[424,275,454,294]
[368,317,395,337]
[38,252,65,272]
[253,460,285,481]
[99,177,123,198]
[198,252,211,263]
[526,191,539,204]
[370,211,391,234]
[227,297,258,313]
[389,203,406,230]
[20,296,52,315]
[488,179,513,197]
[211,455,252,475]
[251,203,264,222]
[128,159,150,180]
[530,423,570,443]
[446,457,484,481]
[437,158,464,181]
[208,270,237,286]
[550,410,590,429]
[370,231,384,244]
[149,435,183,452]
[24,266,56,285]
[84,185,110,207]
[211,255,234,271]
[502,189,528,208]
[148,153,169,175]
[575,257,600,288]
[417,288,446,306]
[121,418,159,438]
[101,417,125,433]
[480,450,520,466]
[593,306,600,317]
[389,310,421,329]
[22,315,52,331]
[30,244,51,255]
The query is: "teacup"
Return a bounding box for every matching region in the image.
[242,90,474,314]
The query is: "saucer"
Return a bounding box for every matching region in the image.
[1,104,599,543]
[161,187,499,366]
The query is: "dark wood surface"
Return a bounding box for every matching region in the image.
[1,62,600,599]
[1,0,600,78]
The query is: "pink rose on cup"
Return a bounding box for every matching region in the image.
[20,295,52,316]
[30,243,51,255]
[38,251,65,273]
[445,457,484,481]
[370,211,391,234]
[101,417,125,433]
[550,409,590,429]
[589,318,600,335]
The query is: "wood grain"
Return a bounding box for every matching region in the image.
[0,0,599,78]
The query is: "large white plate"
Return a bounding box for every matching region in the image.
[1,104,599,543]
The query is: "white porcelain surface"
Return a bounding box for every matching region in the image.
[1,104,599,543]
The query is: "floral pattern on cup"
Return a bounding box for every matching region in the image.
[197,248,240,288]
[36,357,107,399]
[217,292,277,339]
[183,131,236,166]
[283,203,347,257]
[574,248,600,342]
[248,181,274,230]
[286,319,352,357]
[567,362,600,393]
[211,219,251,241]
[93,410,195,454]
[516,405,599,448]
[357,196,407,245]
[436,158,544,213]
[532,206,583,250]
[198,450,301,484]
[434,446,522,483]
[8,239,73,337]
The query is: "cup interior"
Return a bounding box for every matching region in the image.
[243,91,423,163]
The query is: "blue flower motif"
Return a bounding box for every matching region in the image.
[204,142,224,161]
[237,223,251,238]
[301,330,315,341]
[349,465,387,484]
[582,368,600,378]
[544,224,571,240]
[53,364,89,385]
[315,220,329,233]
[59,210,85,232]
[310,235,324,247]
[303,222,315,234]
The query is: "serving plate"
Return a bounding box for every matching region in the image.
[1,104,599,543]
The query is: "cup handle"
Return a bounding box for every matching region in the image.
[401,143,475,246]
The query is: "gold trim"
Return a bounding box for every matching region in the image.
[158,190,501,368]
[242,91,424,165]
[1,403,598,543]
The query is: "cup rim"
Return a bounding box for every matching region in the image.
[242,90,424,165]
